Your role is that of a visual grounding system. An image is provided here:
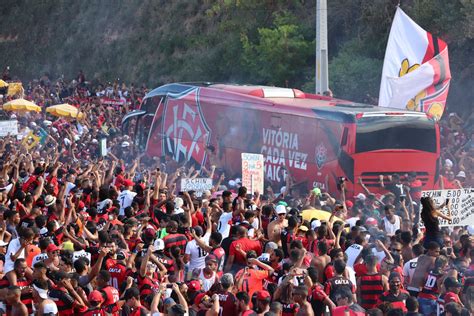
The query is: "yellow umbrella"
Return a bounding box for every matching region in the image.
[0,80,8,88]
[301,208,344,223]
[3,98,41,112]
[46,103,84,119]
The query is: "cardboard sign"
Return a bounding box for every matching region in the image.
[421,188,473,226]
[100,138,107,156]
[21,131,40,150]
[180,178,213,197]
[0,120,18,137]
[241,153,264,194]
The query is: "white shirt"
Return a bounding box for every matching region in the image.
[383,215,401,236]
[32,253,49,266]
[64,182,76,197]
[4,238,24,273]
[199,269,217,292]
[345,243,363,268]
[403,257,419,285]
[218,212,233,239]
[97,199,112,212]
[73,250,92,263]
[185,233,210,270]
[346,217,360,228]
[118,190,137,215]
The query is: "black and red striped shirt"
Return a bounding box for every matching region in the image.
[360,273,385,309]
[163,233,187,254]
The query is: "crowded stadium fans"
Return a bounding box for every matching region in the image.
[0,72,471,316]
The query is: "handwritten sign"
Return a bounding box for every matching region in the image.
[421,188,473,226]
[180,178,213,197]
[242,153,264,194]
[0,120,18,137]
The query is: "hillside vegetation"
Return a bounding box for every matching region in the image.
[0,0,472,112]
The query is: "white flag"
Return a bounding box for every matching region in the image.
[378,7,450,120]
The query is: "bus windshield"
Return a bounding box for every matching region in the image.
[356,115,436,153]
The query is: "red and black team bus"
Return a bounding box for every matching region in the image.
[122,83,440,196]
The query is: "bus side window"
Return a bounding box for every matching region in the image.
[341,127,348,147]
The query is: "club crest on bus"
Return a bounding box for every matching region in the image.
[315,143,327,169]
[162,88,211,166]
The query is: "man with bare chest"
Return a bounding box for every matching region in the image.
[408,242,440,296]
[311,242,331,283]
[267,205,288,245]
[6,286,28,316]
[293,285,314,316]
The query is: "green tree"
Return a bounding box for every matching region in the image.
[241,13,313,87]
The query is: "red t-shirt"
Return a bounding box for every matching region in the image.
[353,262,381,277]
[229,238,262,264]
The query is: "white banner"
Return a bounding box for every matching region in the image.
[180,178,213,197]
[421,188,473,226]
[0,120,18,137]
[241,153,264,194]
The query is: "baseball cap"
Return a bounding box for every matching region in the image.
[121,141,130,147]
[312,187,321,196]
[444,276,462,288]
[188,280,201,292]
[345,200,353,209]
[33,284,48,299]
[88,290,104,303]
[354,193,366,201]
[298,225,309,232]
[445,159,453,167]
[276,205,286,215]
[144,228,156,239]
[256,290,271,300]
[123,179,134,187]
[366,217,378,226]
[153,238,165,251]
[311,219,322,230]
[46,243,60,253]
[456,171,466,178]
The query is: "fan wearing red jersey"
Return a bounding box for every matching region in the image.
[96,270,120,316]
[138,245,168,298]
[377,272,410,313]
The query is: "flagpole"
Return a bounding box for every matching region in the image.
[315,0,328,94]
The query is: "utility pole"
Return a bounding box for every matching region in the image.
[315,0,329,94]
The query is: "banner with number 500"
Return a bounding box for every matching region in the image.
[421,188,473,226]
